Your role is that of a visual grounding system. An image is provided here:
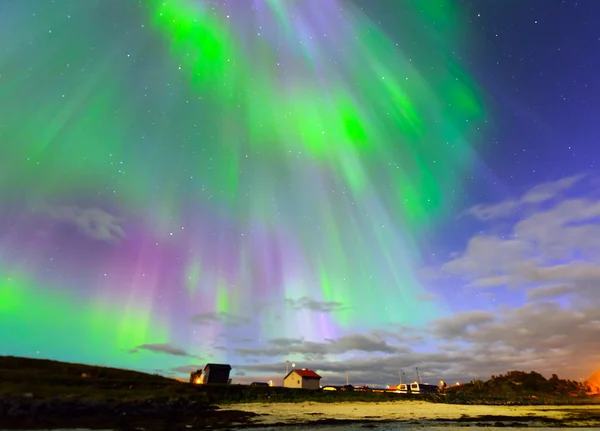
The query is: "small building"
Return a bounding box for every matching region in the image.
[284,368,321,390]
[203,363,232,384]
[190,363,232,385]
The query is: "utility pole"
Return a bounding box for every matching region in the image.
[346,371,349,385]
[416,367,421,384]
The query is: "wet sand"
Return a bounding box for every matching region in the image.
[219,400,600,427]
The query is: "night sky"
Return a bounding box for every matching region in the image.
[1,0,599,387]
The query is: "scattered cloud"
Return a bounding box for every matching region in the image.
[466,200,520,221]
[432,311,495,340]
[191,311,251,327]
[442,235,532,282]
[131,343,192,357]
[171,364,204,374]
[286,296,346,313]
[466,174,584,221]
[47,206,125,243]
[526,284,572,300]
[234,333,405,358]
[173,176,600,385]
[402,173,600,384]
[521,174,585,204]
[232,297,600,386]
[444,184,600,293]
[371,326,425,344]
[433,301,600,367]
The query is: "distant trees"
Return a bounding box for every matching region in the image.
[473,379,484,390]
[445,370,591,400]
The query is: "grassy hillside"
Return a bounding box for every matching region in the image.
[2,357,598,405]
[443,370,596,404]
[0,356,410,404]
[0,356,192,399]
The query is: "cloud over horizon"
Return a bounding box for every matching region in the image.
[286,297,347,313]
[204,174,600,386]
[131,343,193,358]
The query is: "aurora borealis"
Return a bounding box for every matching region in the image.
[2,0,600,385]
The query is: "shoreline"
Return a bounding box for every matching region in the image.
[2,357,599,429]
[219,400,600,428]
[2,399,600,429]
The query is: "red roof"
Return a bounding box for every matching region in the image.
[291,369,321,379]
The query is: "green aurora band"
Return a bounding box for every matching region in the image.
[0,0,486,375]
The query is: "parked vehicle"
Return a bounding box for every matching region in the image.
[409,382,439,394]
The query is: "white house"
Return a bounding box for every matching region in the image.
[283,368,321,390]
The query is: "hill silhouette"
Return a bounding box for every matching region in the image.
[445,370,592,401]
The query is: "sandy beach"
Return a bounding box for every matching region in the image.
[219,400,600,427]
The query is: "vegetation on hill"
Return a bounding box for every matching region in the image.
[443,370,596,404]
[0,355,197,401]
[0,356,410,404]
[1,356,598,406]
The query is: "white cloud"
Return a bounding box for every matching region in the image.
[432,311,495,340]
[445,176,600,293]
[229,300,600,384]
[47,206,125,243]
[402,175,600,383]
[224,176,600,386]
[173,175,600,386]
[467,200,519,221]
[526,284,571,300]
[234,333,405,358]
[191,312,251,327]
[520,262,600,283]
[286,296,346,313]
[442,235,533,280]
[465,174,585,221]
[514,198,600,260]
[521,174,584,204]
[132,343,192,357]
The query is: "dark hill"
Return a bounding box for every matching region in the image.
[0,355,176,386]
[444,370,592,402]
[0,356,258,429]
[0,355,416,404]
